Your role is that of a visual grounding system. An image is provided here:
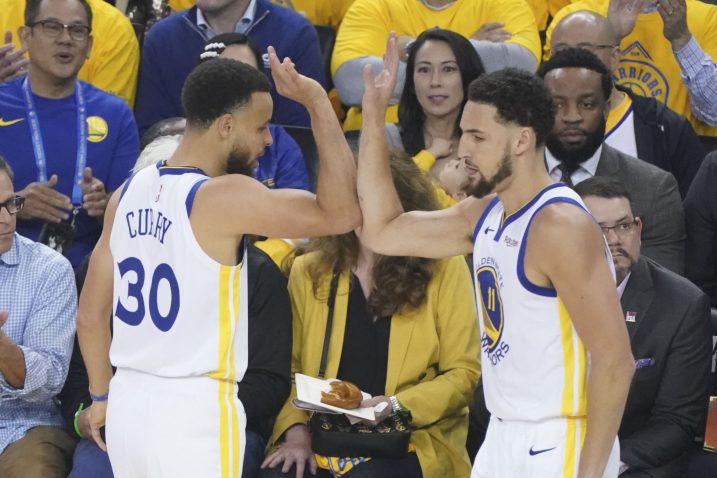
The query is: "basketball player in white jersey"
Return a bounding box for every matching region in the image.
[357,36,634,478]
[75,52,361,477]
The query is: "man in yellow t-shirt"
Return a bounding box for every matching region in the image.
[546,0,717,138]
[525,0,574,31]
[331,0,541,130]
[0,0,139,106]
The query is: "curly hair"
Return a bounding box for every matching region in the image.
[285,150,441,317]
[182,58,270,130]
[398,29,485,156]
[467,68,555,147]
[537,47,613,101]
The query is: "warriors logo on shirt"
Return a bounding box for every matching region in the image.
[614,42,670,104]
[87,116,109,143]
[477,266,510,365]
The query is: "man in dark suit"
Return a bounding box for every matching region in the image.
[538,47,685,275]
[576,176,712,477]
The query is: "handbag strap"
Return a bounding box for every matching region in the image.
[318,265,341,379]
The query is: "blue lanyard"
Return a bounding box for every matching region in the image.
[22,77,87,206]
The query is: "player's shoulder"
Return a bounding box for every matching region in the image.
[529,196,596,246]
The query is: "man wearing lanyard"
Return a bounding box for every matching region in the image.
[0,0,139,269]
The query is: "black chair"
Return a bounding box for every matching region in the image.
[314,25,336,91]
[281,125,318,191]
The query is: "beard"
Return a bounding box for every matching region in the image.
[467,146,513,198]
[612,246,638,285]
[225,145,256,177]
[545,117,606,172]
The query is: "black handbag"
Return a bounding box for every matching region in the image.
[307,267,412,459]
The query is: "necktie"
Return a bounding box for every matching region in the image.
[557,163,574,187]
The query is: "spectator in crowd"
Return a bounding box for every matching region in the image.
[0,0,139,269]
[685,151,717,307]
[385,28,484,207]
[576,176,711,477]
[0,157,77,478]
[0,0,140,106]
[60,244,291,478]
[260,151,479,478]
[134,0,326,133]
[266,0,355,28]
[546,0,717,144]
[538,47,685,274]
[200,33,310,191]
[524,0,572,32]
[331,0,541,130]
[550,10,706,197]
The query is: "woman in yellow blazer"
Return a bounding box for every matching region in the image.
[260,152,480,478]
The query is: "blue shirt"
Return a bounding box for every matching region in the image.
[256,124,310,190]
[0,233,76,454]
[0,77,139,268]
[134,0,325,134]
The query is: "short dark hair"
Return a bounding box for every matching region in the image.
[0,155,14,181]
[200,33,264,71]
[181,58,271,129]
[467,68,555,147]
[574,176,632,205]
[537,47,612,101]
[25,0,93,28]
[398,29,485,155]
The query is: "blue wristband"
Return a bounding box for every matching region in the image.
[90,392,109,402]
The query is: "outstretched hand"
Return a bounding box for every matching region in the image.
[361,33,400,114]
[268,46,325,108]
[607,0,653,42]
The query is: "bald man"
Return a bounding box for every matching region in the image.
[551,10,705,197]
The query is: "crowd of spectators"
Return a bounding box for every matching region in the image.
[1,0,717,477]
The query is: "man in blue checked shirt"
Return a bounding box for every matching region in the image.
[0,155,78,478]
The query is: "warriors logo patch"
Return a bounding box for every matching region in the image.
[614,42,670,104]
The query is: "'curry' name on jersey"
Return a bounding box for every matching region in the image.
[125,208,173,244]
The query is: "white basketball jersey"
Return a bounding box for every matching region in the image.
[109,163,248,382]
[472,183,613,422]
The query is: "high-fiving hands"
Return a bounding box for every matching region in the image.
[268,46,326,109]
[361,33,400,115]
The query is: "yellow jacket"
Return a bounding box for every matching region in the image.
[0,0,139,106]
[272,252,481,478]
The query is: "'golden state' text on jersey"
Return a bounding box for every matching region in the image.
[472,183,613,423]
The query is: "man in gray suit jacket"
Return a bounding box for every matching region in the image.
[538,47,685,274]
[577,177,711,477]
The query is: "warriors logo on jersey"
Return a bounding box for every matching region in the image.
[476,265,510,365]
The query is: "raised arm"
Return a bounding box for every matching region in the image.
[357,35,482,258]
[76,189,120,451]
[530,204,634,478]
[198,48,360,240]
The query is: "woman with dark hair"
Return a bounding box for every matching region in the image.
[200,33,311,193]
[391,29,484,206]
[260,151,480,478]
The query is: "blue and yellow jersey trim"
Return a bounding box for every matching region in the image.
[211,265,243,478]
[557,297,587,478]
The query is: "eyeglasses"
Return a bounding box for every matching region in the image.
[600,218,638,238]
[553,43,617,54]
[27,19,91,41]
[0,196,25,215]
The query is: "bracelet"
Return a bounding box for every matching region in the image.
[73,403,85,438]
[90,392,109,402]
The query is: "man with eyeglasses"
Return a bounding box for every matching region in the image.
[538,47,686,275]
[0,0,139,269]
[550,10,706,198]
[575,175,711,477]
[0,156,78,478]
